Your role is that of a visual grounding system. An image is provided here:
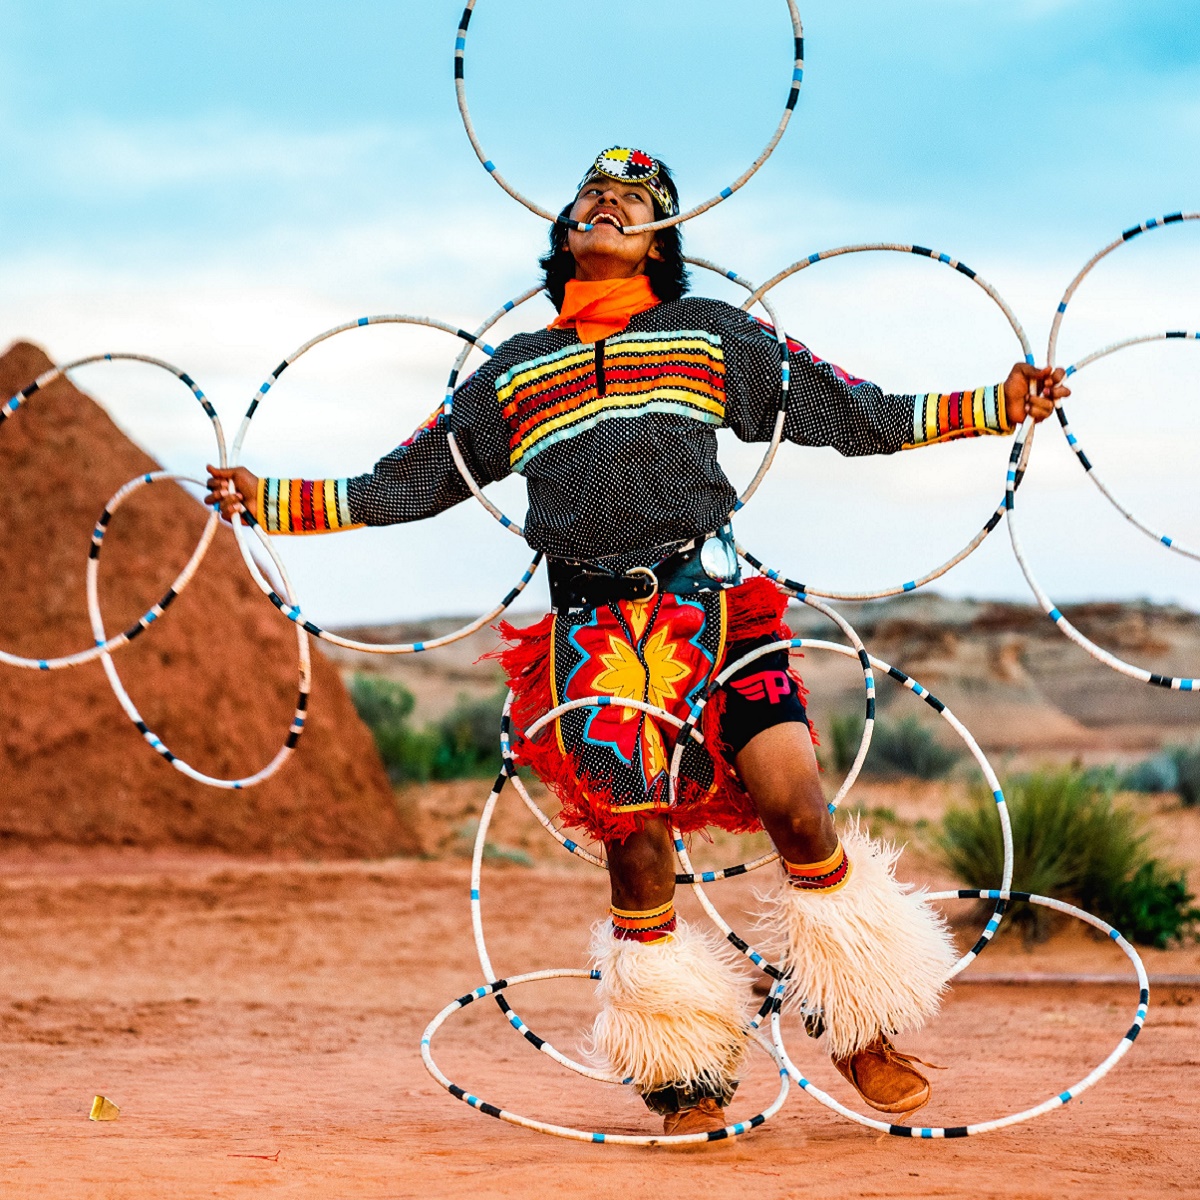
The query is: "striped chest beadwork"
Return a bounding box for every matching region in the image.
[495,329,727,472]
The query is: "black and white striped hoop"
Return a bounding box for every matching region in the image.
[0,353,225,671]
[88,472,312,789]
[227,313,544,654]
[453,0,805,234]
[740,243,1036,601]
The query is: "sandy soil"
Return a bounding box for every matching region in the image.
[1,845,1197,1200]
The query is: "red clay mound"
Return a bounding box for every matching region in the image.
[0,341,417,858]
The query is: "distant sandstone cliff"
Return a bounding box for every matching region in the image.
[329,587,1200,757]
[0,341,417,857]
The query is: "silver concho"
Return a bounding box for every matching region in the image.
[700,532,738,582]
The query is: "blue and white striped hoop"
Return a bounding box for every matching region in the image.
[421,969,791,1147]
[741,243,1036,601]
[1004,213,1200,690]
[227,313,543,654]
[1006,418,1200,689]
[429,718,792,1144]
[87,472,313,789]
[0,353,226,672]
[1047,212,1200,561]
[453,0,804,234]
[773,891,1148,1139]
[1056,330,1200,561]
[1046,211,1199,371]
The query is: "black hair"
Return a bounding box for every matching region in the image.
[539,159,690,312]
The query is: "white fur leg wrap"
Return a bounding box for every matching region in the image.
[760,820,957,1060]
[588,919,750,1095]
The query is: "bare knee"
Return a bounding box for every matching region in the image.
[736,724,836,862]
[607,819,675,911]
[778,793,832,843]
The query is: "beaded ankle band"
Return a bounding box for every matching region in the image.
[611,900,677,944]
[784,841,850,892]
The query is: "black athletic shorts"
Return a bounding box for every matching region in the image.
[718,635,810,757]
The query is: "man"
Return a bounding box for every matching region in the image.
[208,147,1065,1137]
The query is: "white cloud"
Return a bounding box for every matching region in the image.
[2,111,423,198]
[4,109,1198,622]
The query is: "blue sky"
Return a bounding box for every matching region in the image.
[2,1,1199,622]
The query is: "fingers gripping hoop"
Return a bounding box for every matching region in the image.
[227,313,543,653]
[453,0,805,234]
[740,243,1036,601]
[0,353,226,671]
[89,473,313,789]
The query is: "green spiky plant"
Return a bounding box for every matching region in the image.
[940,767,1200,947]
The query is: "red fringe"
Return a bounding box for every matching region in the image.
[493,576,815,845]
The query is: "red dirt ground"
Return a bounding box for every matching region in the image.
[0,849,1196,1200]
[3,339,1199,1197]
[0,341,414,858]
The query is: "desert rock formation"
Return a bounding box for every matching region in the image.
[0,341,416,857]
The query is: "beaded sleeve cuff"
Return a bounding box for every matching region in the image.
[257,477,363,535]
[905,383,1009,449]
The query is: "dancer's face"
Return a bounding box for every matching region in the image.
[566,180,664,281]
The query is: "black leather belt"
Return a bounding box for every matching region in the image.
[547,527,741,613]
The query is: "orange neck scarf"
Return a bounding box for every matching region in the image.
[548,275,660,344]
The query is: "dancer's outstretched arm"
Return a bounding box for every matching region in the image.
[203,360,513,530]
[722,309,1067,453]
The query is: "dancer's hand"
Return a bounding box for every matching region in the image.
[1003,363,1068,427]
[205,464,260,522]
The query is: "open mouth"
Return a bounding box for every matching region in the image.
[590,211,624,231]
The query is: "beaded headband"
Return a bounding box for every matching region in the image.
[576,147,678,218]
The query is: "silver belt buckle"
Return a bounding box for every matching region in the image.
[624,565,659,599]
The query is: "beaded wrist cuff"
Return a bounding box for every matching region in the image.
[258,477,362,534]
[907,383,1009,448]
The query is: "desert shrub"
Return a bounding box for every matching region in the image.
[827,710,866,773]
[1173,746,1200,807]
[1121,752,1180,795]
[824,710,960,780]
[429,688,507,779]
[349,673,415,729]
[939,767,1200,946]
[1100,861,1200,950]
[867,715,960,780]
[349,675,505,783]
[349,676,438,783]
[1120,743,1200,805]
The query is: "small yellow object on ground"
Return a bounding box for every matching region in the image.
[88,1096,120,1122]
